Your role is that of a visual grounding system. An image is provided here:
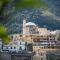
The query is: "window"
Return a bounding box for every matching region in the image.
[19,47,22,50]
[11,47,12,49]
[14,47,16,49]
[41,58,43,60]
[6,47,8,49]
[41,53,43,56]
[20,42,21,45]
[20,35,22,37]
[50,36,52,38]
[50,39,52,40]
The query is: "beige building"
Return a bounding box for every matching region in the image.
[33,50,47,60]
[10,19,57,43]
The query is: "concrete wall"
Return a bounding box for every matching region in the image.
[0,52,32,60]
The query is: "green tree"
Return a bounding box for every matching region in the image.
[0,24,11,44]
[15,0,48,10]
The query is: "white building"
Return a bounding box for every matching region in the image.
[3,40,26,52]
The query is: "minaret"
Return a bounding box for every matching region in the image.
[23,19,26,34]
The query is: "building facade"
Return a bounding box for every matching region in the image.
[8,19,60,60]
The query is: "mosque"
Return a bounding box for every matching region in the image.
[22,19,57,43]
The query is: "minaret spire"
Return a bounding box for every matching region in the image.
[23,18,26,34]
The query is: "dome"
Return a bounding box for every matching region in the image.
[25,22,36,26]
